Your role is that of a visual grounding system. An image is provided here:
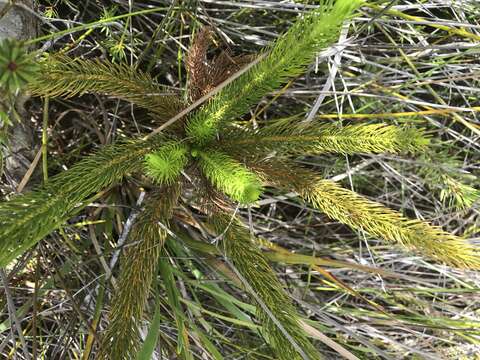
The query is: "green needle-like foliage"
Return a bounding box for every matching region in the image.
[99,188,180,359]
[0,39,38,92]
[303,180,480,268]
[1,1,478,358]
[198,150,264,204]
[438,176,479,210]
[254,161,480,269]
[211,213,322,360]
[417,148,480,210]
[186,0,362,143]
[222,121,429,157]
[29,55,183,121]
[0,136,165,267]
[145,142,189,185]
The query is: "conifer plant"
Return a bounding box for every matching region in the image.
[0,1,479,358]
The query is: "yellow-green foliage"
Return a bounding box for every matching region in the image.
[303,179,479,268]
[212,214,322,360]
[222,121,429,157]
[254,161,480,269]
[99,187,180,359]
[417,148,480,210]
[198,150,264,204]
[186,0,363,143]
[145,142,189,185]
[1,1,478,359]
[29,55,182,121]
[0,136,166,267]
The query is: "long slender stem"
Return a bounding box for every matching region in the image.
[41,97,49,184]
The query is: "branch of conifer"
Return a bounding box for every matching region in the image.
[30,55,183,121]
[250,160,480,269]
[99,187,180,359]
[0,136,167,267]
[211,213,323,360]
[186,0,362,143]
[145,53,266,139]
[221,122,429,157]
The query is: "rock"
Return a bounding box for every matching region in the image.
[0,2,23,40]
[0,0,36,41]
